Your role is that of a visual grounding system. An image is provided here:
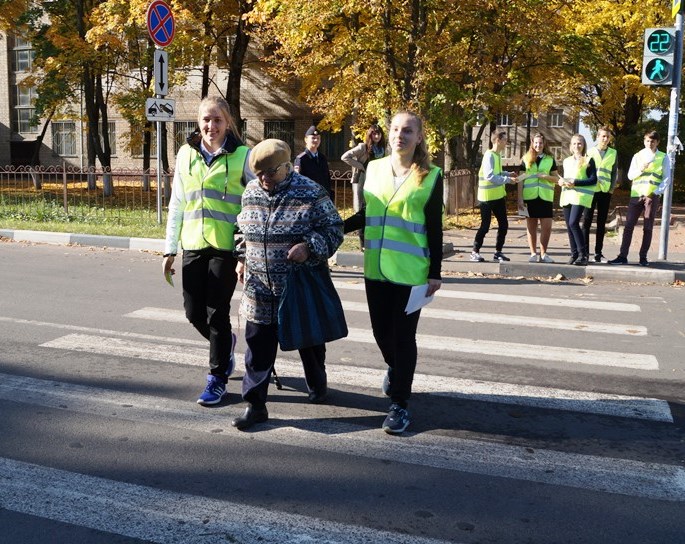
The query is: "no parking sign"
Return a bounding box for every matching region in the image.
[146,0,175,47]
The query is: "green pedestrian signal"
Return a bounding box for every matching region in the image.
[642,28,677,86]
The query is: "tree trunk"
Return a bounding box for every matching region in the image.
[225,0,252,127]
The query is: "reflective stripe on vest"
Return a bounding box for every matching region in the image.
[477,150,506,202]
[631,151,665,197]
[363,157,440,285]
[588,147,616,193]
[522,155,555,202]
[178,144,248,251]
[560,156,593,207]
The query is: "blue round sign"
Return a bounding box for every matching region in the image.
[147,0,175,48]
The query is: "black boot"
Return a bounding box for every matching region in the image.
[232,405,269,430]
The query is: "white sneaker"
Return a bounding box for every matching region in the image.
[540,254,555,263]
[528,254,539,263]
[470,251,485,262]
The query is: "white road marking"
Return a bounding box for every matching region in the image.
[0,457,454,544]
[0,374,681,502]
[332,281,642,312]
[340,301,647,336]
[38,335,671,422]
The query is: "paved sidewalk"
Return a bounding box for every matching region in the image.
[3,218,685,284]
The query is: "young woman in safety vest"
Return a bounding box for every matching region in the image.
[163,96,253,406]
[559,134,597,266]
[517,133,559,263]
[471,130,518,263]
[581,127,617,263]
[343,111,443,435]
[608,130,671,266]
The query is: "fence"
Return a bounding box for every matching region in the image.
[0,166,357,223]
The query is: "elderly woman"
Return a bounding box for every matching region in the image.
[233,139,344,430]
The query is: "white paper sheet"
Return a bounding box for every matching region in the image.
[405,284,434,315]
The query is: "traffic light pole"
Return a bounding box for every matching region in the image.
[659,12,684,260]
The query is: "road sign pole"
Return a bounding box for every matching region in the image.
[659,13,684,260]
[156,118,163,224]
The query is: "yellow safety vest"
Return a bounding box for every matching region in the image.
[560,156,594,207]
[177,144,248,251]
[588,147,617,193]
[477,150,506,202]
[364,157,441,285]
[522,155,555,202]
[631,151,665,197]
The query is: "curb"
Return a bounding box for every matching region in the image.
[2,228,684,284]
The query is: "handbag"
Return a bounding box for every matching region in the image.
[277,262,348,351]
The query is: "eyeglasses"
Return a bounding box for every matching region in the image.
[257,163,285,179]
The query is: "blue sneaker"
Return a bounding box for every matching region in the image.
[227,332,237,378]
[197,375,227,406]
[382,403,410,435]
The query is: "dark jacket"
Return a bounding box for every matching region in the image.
[294,149,333,199]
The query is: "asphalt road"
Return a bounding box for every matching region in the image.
[1,240,684,544]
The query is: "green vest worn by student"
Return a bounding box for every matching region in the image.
[177,144,249,251]
[522,154,555,202]
[588,147,617,194]
[560,156,594,207]
[477,149,506,202]
[631,151,665,197]
[363,157,441,286]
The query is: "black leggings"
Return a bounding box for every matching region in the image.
[365,279,422,408]
[563,204,588,258]
[473,197,508,252]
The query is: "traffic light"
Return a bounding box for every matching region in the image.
[642,27,677,86]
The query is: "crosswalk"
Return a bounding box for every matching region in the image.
[0,279,682,543]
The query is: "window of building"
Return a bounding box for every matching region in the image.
[12,36,34,72]
[548,144,564,161]
[217,35,237,69]
[497,114,512,127]
[264,120,295,157]
[528,115,539,128]
[174,121,196,154]
[13,85,38,133]
[99,121,117,156]
[131,124,157,158]
[548,109,564,128]
[320,130,345,161]
[52,121,77,157]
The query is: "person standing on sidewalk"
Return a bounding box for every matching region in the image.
[609,130,671,267]
[294,125,334,200]
[343,111,443,435]
[517,133,559,263]
[582,127,618,263]
[162,96,252,406]
[559,134,597,266]
[471,130,517,263]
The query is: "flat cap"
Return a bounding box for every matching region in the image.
[249,139,291,175]
[305,125,320,136]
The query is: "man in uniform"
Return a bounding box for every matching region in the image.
[294,125,334,200]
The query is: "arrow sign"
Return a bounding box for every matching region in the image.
[154,49,168,96]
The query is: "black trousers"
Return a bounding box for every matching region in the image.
[473,197,508,253]
[582,191,612,256]
[241,321,327,408]
[182,248,238,380]
[619,195,660,260]
[365,279,422,409]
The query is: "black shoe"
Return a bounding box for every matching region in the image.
[308,388,328,404]
[593,254,607,263]
[567,255,578,265]
[639,258,650,267]
[608,256,628,265]
[573,255,589,266]
[382,403,410,435]
[232,406,268,430]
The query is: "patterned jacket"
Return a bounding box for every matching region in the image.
[237,170,344,324]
